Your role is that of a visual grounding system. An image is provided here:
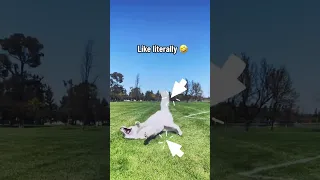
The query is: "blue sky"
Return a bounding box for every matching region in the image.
[3,0,318,112]
[110,0,210,97]
[212,0,320,113]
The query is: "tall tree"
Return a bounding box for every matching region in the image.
[99,98,109,125]
[191,81,203,101]
[80,40,99,129]
[0,33,44,77]
[59,79,99,126]
[268,67,299,130]
[231,53,273,131]
[314,108,318,117]
[145,90,156,101]
[60,79,74,124]
[43,84,57,120]
[134,74,141,100]
[155,90,161,101]
[0,33,44,127]
[184,78,192,102]
[219,53,298,131]
[27,97,44,124]
[110,72,126,101]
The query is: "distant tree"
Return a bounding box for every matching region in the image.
[190,81,203,101]
[0,33,44,75]
[233,53,274,131]
[215,53,299,131]
[0,54,11,123]
[282,103,294,127]
[175,93,184,101]
[268,67,299,131]
[129,87,143,101]
[0,54,10,80]
[60,79,74,124]
[184,78,192,102]
[55,41,105,129]
[27,97,44,124]
[43,84,57,120]
[92,97,109,126]
[80,40,99,129]
[44,85,55,110]
[314,108,318,117]
[99,98,109,125]
[144,90,152,101]
[155,90,161,101]
[145,90,156,101]
[110,72,126,101]
[168,91,172,101]
[110,72,123,86]
[132,74,141,100]
[59,79,99,126]
[314,108,320,124]
[0,33,44,127]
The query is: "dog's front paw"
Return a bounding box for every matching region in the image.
[143,140,150,145]
[178,131,183,136]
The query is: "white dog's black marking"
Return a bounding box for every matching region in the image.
[120,91,182,145]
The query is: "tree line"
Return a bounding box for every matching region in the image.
[211,53,299,131]
[110,73,205,102]
[0,33,109,128]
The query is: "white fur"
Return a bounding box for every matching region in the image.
[120,91,182,139]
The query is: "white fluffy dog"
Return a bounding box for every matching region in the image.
[120,91,182,144]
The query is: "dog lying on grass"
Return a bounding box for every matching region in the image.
[120,91,182,145]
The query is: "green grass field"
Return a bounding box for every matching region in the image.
[212,127,320,180]
[0,126,108,180]
[2,105,318,180]
[110,101,210,180]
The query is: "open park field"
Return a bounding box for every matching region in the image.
[212,127,320,180]
[110,101,210,180]
[0,126,108,180]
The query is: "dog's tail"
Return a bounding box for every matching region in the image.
[160,91,170,110]
[160,98,170,110]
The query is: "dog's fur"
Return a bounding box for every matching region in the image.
[120,91,182,144]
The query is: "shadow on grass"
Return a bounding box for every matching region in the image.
[143,130,169,145]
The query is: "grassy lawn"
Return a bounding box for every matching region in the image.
[212,127,320,180]
[110,102,210,180]
[0,126,108,180]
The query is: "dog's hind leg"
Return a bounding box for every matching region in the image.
[165,123,182,136]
